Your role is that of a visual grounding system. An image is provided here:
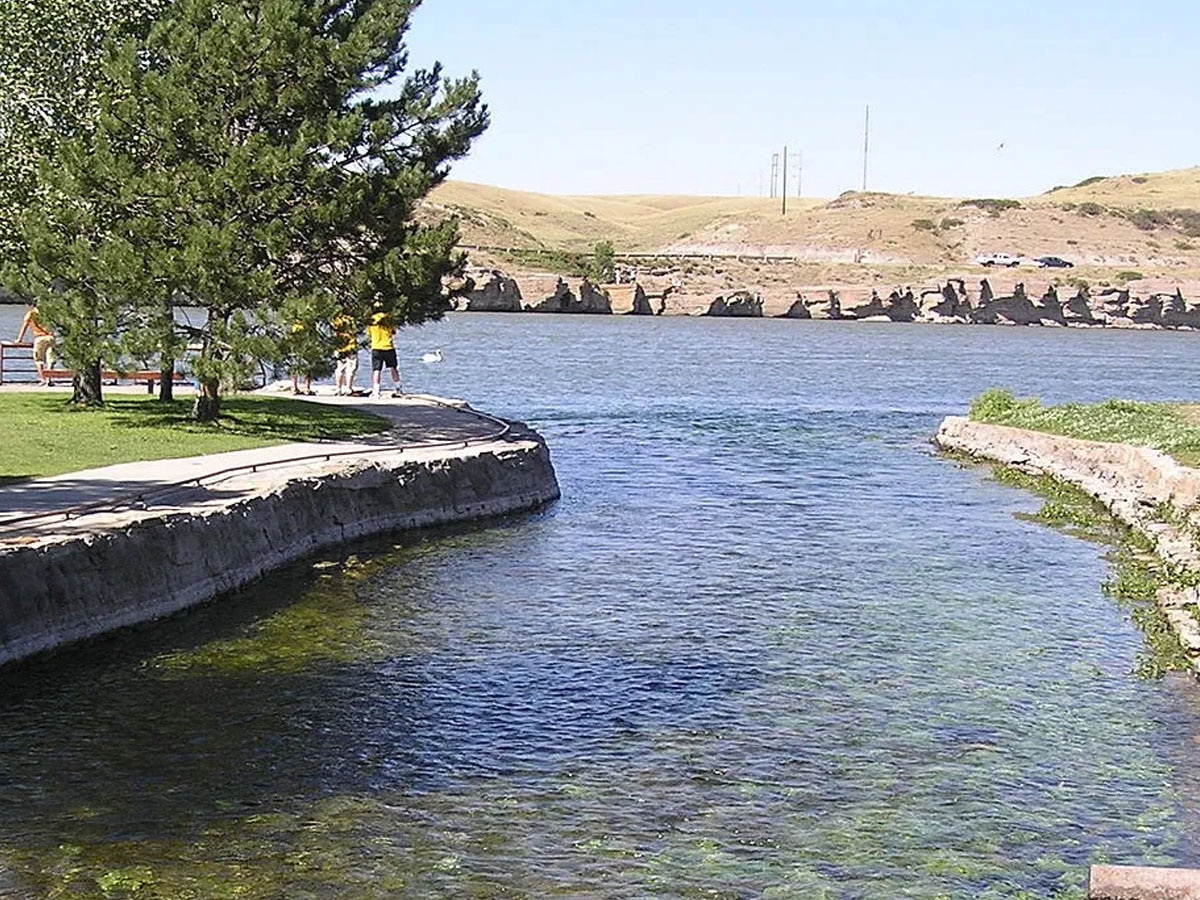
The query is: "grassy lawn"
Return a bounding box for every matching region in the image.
[0,393,390,482]
[969,388,1200,467]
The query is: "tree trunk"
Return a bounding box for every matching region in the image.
[192,378,221,421]
[71,362,104,406]
[158,359,175,402]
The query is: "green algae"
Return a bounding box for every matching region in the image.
[985,464,1193,678]
[150,546,423,675]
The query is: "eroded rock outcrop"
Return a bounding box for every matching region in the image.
[453,265,1200,329]
[706,291,763,317]
[523,277,612,314]
[456,269,524,312]
[972,282,1044,326]
[606,283,653,315]
[918,280,972,322]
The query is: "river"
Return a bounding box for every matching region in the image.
[2,312,1200,898]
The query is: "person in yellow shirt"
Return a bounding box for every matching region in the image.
[367,304,402,399]
[331,311,362,396]
[16,305,55,386]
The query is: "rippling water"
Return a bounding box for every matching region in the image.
[4,314,1200,898]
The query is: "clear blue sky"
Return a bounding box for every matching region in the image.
[404,0,1200,199]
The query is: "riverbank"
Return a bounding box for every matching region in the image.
[0,394,560,668]
[935,416,1200,670]
[454,266,1200,330]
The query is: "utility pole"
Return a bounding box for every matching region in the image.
[770,153,779,198]
[862,105,870,192]
[781,146,788,215]
[797,150,803,198]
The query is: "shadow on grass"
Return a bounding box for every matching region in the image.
[95,395,389,443]
[0,475,33,487]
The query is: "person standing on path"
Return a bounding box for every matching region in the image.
[332,310,362,396]
[368,303,403,399]
[16,305,56,386]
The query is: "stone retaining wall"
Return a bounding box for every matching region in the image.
[935,416,1200,667]
[0,435,560,668]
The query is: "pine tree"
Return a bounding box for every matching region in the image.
[9,0,487,418]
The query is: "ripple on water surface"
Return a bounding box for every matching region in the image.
[3,317,1200,897]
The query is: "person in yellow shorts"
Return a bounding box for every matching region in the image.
[367,303,403,399]
[16,305,55,386]
[331,310,362,396]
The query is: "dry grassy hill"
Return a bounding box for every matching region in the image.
[424,168,1200,291]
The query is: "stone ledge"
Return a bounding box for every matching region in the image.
[0,437,560,668]
[1090,865,1200,899]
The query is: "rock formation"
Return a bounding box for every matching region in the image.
[522,277,613,314]
[705,291,763,317]
[456,269,523,312]
[605,283,653,315]
[451,266,1200,330]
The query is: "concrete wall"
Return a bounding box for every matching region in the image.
[0,437,560,668]
[935,416,1200,666]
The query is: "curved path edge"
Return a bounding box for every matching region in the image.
[0,409,560,669]
[935,415,1200,671]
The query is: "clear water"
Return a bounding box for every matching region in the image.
[3,314,1200,899]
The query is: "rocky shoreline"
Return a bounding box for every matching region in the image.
[454,268,1200,329]
[935,416,1200,671]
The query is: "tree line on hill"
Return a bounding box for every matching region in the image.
[0,0,487,418]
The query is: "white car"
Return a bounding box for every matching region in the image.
[975,253,1022,267]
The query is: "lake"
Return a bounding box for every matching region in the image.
[2,312,1200,898]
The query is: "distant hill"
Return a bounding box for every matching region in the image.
[424,168,1200,282]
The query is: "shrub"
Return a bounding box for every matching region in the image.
[940,217,964,229]
[1126,208,1168,231]
[588,240,616,283]
[910,218,937,232]
[1175,240,1195,251]
[1169,209,1200,237]
[1115,270,1144,283]
[960,198,1022,215]
[1132,176,1149,184]
[1076,202,1105,216]
[969,388,1040,423]
[1074,175,1107,188]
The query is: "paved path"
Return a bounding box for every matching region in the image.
[0,391,512,542]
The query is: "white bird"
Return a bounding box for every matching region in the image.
[421,349,444,364]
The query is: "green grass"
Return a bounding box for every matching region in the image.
[0,393,390,481]
[969,388,1200,467]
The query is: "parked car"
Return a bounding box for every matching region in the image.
[975,252,1022,267]
[1034,256,1074,268]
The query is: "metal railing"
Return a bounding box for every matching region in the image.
[0,342,34,384]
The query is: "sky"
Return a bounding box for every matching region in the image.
[403,0,1200,200]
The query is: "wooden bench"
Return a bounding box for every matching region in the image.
[42,369,188,394]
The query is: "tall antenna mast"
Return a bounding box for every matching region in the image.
[862,105,870,192]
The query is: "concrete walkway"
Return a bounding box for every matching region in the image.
[0,390,513,544]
